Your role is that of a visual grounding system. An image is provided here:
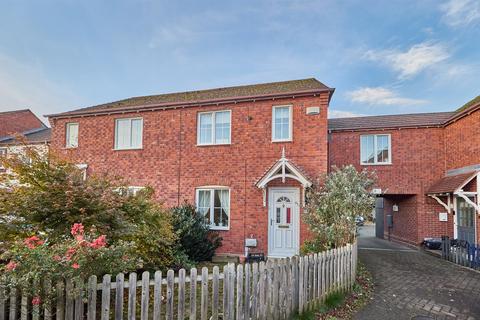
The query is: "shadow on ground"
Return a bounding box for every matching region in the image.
[354,225,480,320]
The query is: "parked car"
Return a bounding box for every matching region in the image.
[355,216,365,226]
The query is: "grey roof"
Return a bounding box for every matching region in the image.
[328,112,456,131]
[0,127,51,145]
[48,78,333,118]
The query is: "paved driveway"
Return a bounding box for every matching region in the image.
[354,225,480,320]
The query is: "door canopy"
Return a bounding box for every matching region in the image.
[256,148,312,206]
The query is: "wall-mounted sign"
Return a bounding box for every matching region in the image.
[306,107,320,115]
[392,204,399,212]
[439,212,448,222]
[372,188,382,195]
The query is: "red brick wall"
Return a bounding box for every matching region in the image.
[0,110,45,138]
[49,94,330,256]
[329,127,446,195]
[445,109,480,170]
[329,127,448,244]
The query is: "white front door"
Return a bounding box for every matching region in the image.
[268,188,300,257]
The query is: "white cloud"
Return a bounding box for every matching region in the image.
[0,53,81,122]
[441,0,480,27]
[364,42,450,79]
[346,87,427,106]
[328,109,366,119]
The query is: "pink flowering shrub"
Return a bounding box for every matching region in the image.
[1,223,138,293]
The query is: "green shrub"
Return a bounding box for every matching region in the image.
[171,203,222,263]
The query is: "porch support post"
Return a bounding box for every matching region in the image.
[430,194,451,213]
[455,191,480,213]
[262,188,267,207]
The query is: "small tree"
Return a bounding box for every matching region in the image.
[303,165,376,252]
[171,203,222,263]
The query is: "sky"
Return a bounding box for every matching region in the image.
[0,0,479,122]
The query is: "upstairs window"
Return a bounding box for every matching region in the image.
[360,134,391,165]
[197,110,231,145]
[196,188,230,230]
[272,105,292,142]
[66,123,79,148]
[115,118,143,150]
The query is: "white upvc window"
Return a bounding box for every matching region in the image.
[360,134,391,165]
[272,105,293,142]
[114,118,143,150]
[66,123,79,148]
[197,110,231,145]
[196,187,230,230]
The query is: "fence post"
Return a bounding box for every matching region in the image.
[298,257,304,314]
[243,263,250,320]
[166,270,174,320]
[223,265,229,320]
[101,275,111,320]
[87,275,97,320]
[177,269,185,320]
[56,281,65,320]
[114,273,124,320]
[251,263,258,320]
[228,264,235,320]
[190,268,198,320]
[258,262,265,320]
[201,267,209,320]
[0,282,5,320]
[128,273,137,320]
[212,266,220,320]
[153,271,162,320]
[236,264,244,320]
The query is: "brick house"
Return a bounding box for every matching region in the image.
[0,109,51,173]
[329,96,480,246]
[47,79,334,259]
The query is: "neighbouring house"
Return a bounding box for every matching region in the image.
[46,79,334,259]
[329,95,480,246]
[0,109,51,173]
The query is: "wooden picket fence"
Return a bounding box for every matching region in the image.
[0,242,357,320]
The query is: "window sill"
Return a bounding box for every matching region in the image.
[272,139,292,143]
[209,226,230,231]
[197,143,231,147]
[361,162,392,166]
[63,146,78,150]
[113,147,143,151]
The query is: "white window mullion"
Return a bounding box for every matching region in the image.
[210,189,215,227]
[212,113,216,144]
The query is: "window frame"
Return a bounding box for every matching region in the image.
[196,110,232,146]
[114,117,144,150]
[272,105,293,142]
[195,187,230,230]
[360,134,392,165]
[65,122,79,148]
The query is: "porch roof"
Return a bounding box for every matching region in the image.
[255,148,312,189]
[426,171,478,195]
